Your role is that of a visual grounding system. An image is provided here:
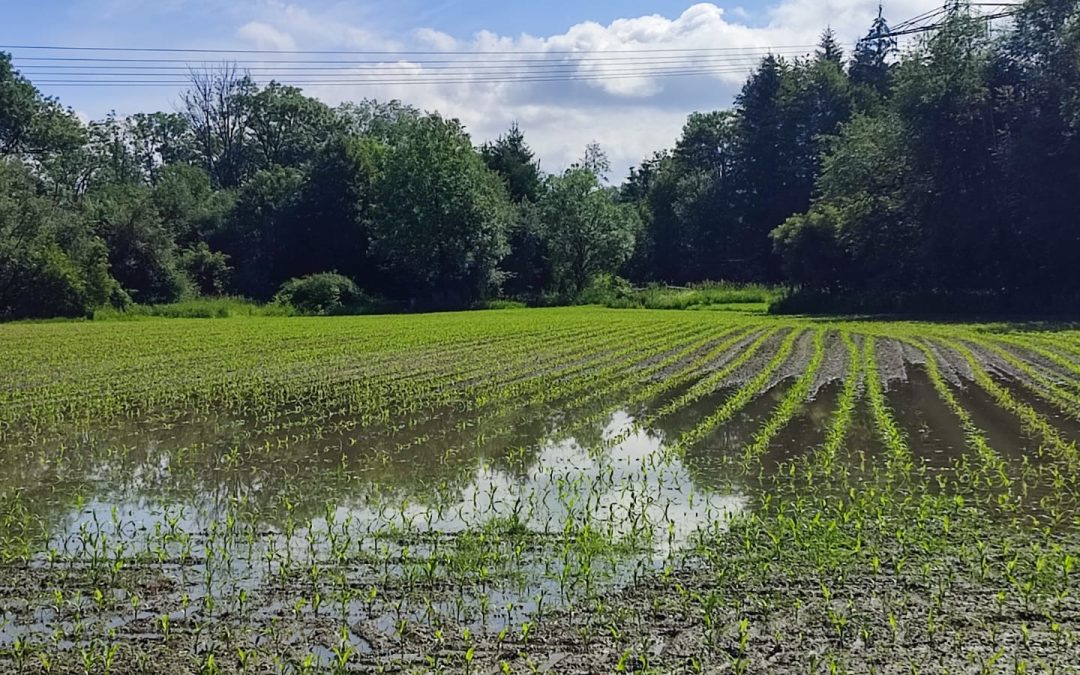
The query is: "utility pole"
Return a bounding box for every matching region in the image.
[861,2,1020,43]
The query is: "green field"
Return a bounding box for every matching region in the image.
[1,308,1079,672]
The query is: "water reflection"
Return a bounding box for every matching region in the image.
[25,409,745,549]
[2,365,1078,655]
[1,405,749,648]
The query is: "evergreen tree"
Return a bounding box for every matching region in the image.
[732,54,799,280]
[481,123,542,203]
[816,28,845,66]
[850,5,897,98]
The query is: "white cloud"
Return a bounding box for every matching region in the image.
[291,1,942,175]
[73,0,946,177]
[766,0,944,38]
[413,27,459,51]
[237,21,297,51]
[236,2,402,52]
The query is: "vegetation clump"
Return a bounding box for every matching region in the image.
[273,272,378,316]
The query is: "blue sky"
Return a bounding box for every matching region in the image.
[388,1,771,35]
[2,0,936,174]
[4,1,772,45]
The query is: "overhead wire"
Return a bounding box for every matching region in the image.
[4,1,1027,90]
[6,43,836,88]
[26,66,781,88]
[0,43,822,56]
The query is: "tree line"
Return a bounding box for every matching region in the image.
[2,0,1079,320]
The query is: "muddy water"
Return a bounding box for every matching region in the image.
[0,397,753,651]
[2,367,1072,546]
[1,368,1074,655]
[887,369,976,473]
[998,375,1080,444]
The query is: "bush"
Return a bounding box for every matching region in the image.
[575,274,640,307]
[179,243,232,296]
[273,273,389,315]
[476,299,527,310]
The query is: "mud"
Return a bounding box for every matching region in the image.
[808,332,850,399]
[4,524,1074,674]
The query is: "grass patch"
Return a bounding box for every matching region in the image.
[575,276,783,312]
[93,297,295,320]
[631,282,781,310]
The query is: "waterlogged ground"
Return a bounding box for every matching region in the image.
[1,308,1079,673]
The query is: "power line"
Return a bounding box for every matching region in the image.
[7,43,833,88]
[5,38,879,89]
[871,1,1021,41]
[9,50,816,67]
[29,66,769,88]
[0,43,821,56]
[12,54,813,75]
[16,62,799,87]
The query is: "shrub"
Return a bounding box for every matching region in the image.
[179,243,232,296]
[273,273,370,315]
[476,299,527,310]
[575,274,640,307]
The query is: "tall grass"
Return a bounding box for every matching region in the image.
[93,297,295,320]
[630,282,780,310]
[579,278,782,312]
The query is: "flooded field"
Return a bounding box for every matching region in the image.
[1,308,1078,672]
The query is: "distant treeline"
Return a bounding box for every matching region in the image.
[2,0,1079,320]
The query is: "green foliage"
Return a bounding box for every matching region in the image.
[180,243,232,296]
[476,299,528,310]
[0,162,121,320]
[284,135,381,287]
[771,206,845,292]
[369,113,512,307]
[631,282,780,310]
[83,183,189,304]
[771,109,919,298]
[849,6,897,102]
[0,52,84,158]
[772,3,1080,312]
[214,166,305,298]
[244,82,339,171]
[273,272,380,316]
[93,296,292,320]
[481,123,541,203]
[152,164,230,245]
[575,277,779,311]
[5,1,1080,321]
[574,273,638,307]
[627,30,852,287]
[538,167,638,297]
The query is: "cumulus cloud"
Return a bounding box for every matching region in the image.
[286,0,940,175]
[237,21,297,51]
[233,2,401,52]
[101,0,943,177]
[413,27,459,51]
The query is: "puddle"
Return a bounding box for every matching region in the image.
[0,405,747,648]
[1,366,1075,653]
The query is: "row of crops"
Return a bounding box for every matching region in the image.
[0,307,1078,672]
